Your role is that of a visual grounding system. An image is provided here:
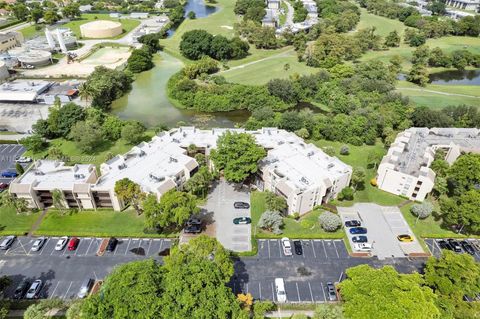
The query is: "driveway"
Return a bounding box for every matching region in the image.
[201,179,252,252]
[338,203,424,259]
[0,144,26,184]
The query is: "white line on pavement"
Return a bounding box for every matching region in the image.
[124,239,132,255]
[321,282,327,302]
[267,240,271,259]
[271,282,275,302]
[50,281,60,299]
[63,281,73,299]
[308,282,314,302]
[321,241,328,258]
[146,239,152,256]
[311,240,316,259]
[85,238,94,255]
[259,282,262,300]
[295,282,300,302]
[39,238,50,256]
[332,240,340,258]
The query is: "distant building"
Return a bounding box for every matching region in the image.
[109,13,121,19]
[444,0,480,11]
[0,80,52,103]
[267,0,281,10]
[445,8,476,19]
[11,127,352,214]
[40,82,79,104]
[377,128,480,201]
[79,5,93,12]
[0,32,23,52]
[130,12,149,19]
[262,9,278,28]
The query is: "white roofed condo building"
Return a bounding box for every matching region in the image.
[377,127,480,201]
[10,127,352,214]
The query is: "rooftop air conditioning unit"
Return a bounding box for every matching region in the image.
[34,171,44,175]
[118,163,126,170]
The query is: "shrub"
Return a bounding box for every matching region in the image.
[340,145,350,155]
[410,201,433,219]
[322,146,335,157]
[258,210,284,234]
[318,211,342,232]
[338,187,354,201]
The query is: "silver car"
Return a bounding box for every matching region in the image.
[31,237,47,252]
[25,280,42,299]
[0,236,16,250]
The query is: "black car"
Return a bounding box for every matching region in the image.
[326,282,337,301]
[448,239,462,253]
[438,240,453,251]
[233,202,250,209]
[106,237,118,252]
[13,280,30,299]
[344,220,361,228]
[184,224,202,234]
[293,240,303,255]
[461,241,475,255]
[186,218,202,226]
[351,235,368,243]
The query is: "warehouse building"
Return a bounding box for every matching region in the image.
[10,127,352,214]
[377,128,480,201]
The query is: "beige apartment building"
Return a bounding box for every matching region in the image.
[377,128,480,201]
[10,127,352,215]
[0,31,23,52]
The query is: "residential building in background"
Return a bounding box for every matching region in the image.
[377,127,480,201]
[10,127,352,214]
[444,0,480,11]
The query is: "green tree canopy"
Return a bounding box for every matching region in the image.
[339,264,440,319]
[210,132,266,182]
[114,178,145,214]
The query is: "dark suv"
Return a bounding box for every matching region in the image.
[106,237,118,252]
[13,280,30,299]
[184,218,202,234]
[448,239,462,253]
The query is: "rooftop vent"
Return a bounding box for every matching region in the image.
[74,174,85,179]
[34,170,44,175]
[169,157,178,163]
[173,138,180,143]
[118,163,127,170]
[139,150,146,157]
[300,177,310,185]
[149,173,165,182]
[307,151,314,157]
[327,163,334,169]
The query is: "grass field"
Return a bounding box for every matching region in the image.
[20,14,140,40]
[396,80,480,108]
[251,191,344,239]
[356,9,406,38]
[0,205,39,236]
[311,139,405,207]
[35,209,174,237]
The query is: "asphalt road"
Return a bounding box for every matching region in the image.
[0,144,26,184]
[425,238,480,262]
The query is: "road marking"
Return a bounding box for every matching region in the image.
[308,282,314,302]
[50,281,60,299]
[63,281,73,299]
[310,240,317,259]
[278,240,282,257]
[433,239,442,257]
[245,283,249,293]
[295,282,300,302]
[85,238,95,255]
[124,238,132,255]
[271,282,275,302]
[321,282,327,302]
[258,282,262,300]
[321,241,328,258]
[332,240,340,258]
[39,238,49,255]
[157,239,163,256]
[74,240,84,256]
[267,240,271,259]
[146,239,152,256]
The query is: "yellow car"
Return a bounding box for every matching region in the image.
[397,234,414,242]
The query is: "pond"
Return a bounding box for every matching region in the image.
[428,69,480,85]
[111,52,251,128]
[166,0,218,37]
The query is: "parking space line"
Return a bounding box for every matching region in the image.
[271,282,275,302]
[85,238,94,255]
[310,240,316,259]
[49,281,60,299]
[432,239,442,256]
[245,283,249,294]
[63,281,73,299]
[321,282,326,302]
[295,282,300,302]
[157,239,163,255]
[259,282,262,300]
[278,240,282,257]
[267,240,271,259]
[39,238,50,255]
[146,239,152,256]
[308,282,314,302]
[321,241,328,258]
[124,239,132,255]
[332,240,340,258]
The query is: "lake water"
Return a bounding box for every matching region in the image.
[428,69,480,85]
[184,0,218,17]
[111,52,251,128]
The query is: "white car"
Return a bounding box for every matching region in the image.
[15,157,32,163]
[25,280,42,299]
[353,243,372,252]
[31,237,47,252]
[55,236,69,251]
[281,237,292,256]
[275,278,287,303]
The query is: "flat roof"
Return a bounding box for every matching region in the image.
[0,80,52,102]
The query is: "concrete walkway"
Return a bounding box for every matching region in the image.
[266,310,315,318]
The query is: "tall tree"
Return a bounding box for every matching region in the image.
[339,265,440,319]
[210,132,266,183]
[114,178,145,214]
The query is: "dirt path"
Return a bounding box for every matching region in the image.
[219,48,295,73]
[397,87,480,99]
[28,208,48,236]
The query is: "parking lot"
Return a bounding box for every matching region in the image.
[0,144,26,184]
[201,180,251,252]
[0,236,172,300]
[339,204,424,259]
[229,239,425,303]
[425,238,480,262]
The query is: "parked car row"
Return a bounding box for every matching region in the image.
[275,278,338,303]
[438,239,477,255]
[0,236,119,253]
[12,277,95,300]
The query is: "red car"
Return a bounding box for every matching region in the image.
[0,183,9,192]
[67,237,79,251]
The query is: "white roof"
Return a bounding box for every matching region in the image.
[0,80,51,102]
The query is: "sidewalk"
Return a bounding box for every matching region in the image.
[266,310,315,318]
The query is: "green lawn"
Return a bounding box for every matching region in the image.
[20,14,140,40]
[35,209,176,238]
[250,191,343,239]
[311,139,405,207]
[357,8,406,38]
[0,205,39,236]
[400,203,464,239]
[396,80,480,108]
